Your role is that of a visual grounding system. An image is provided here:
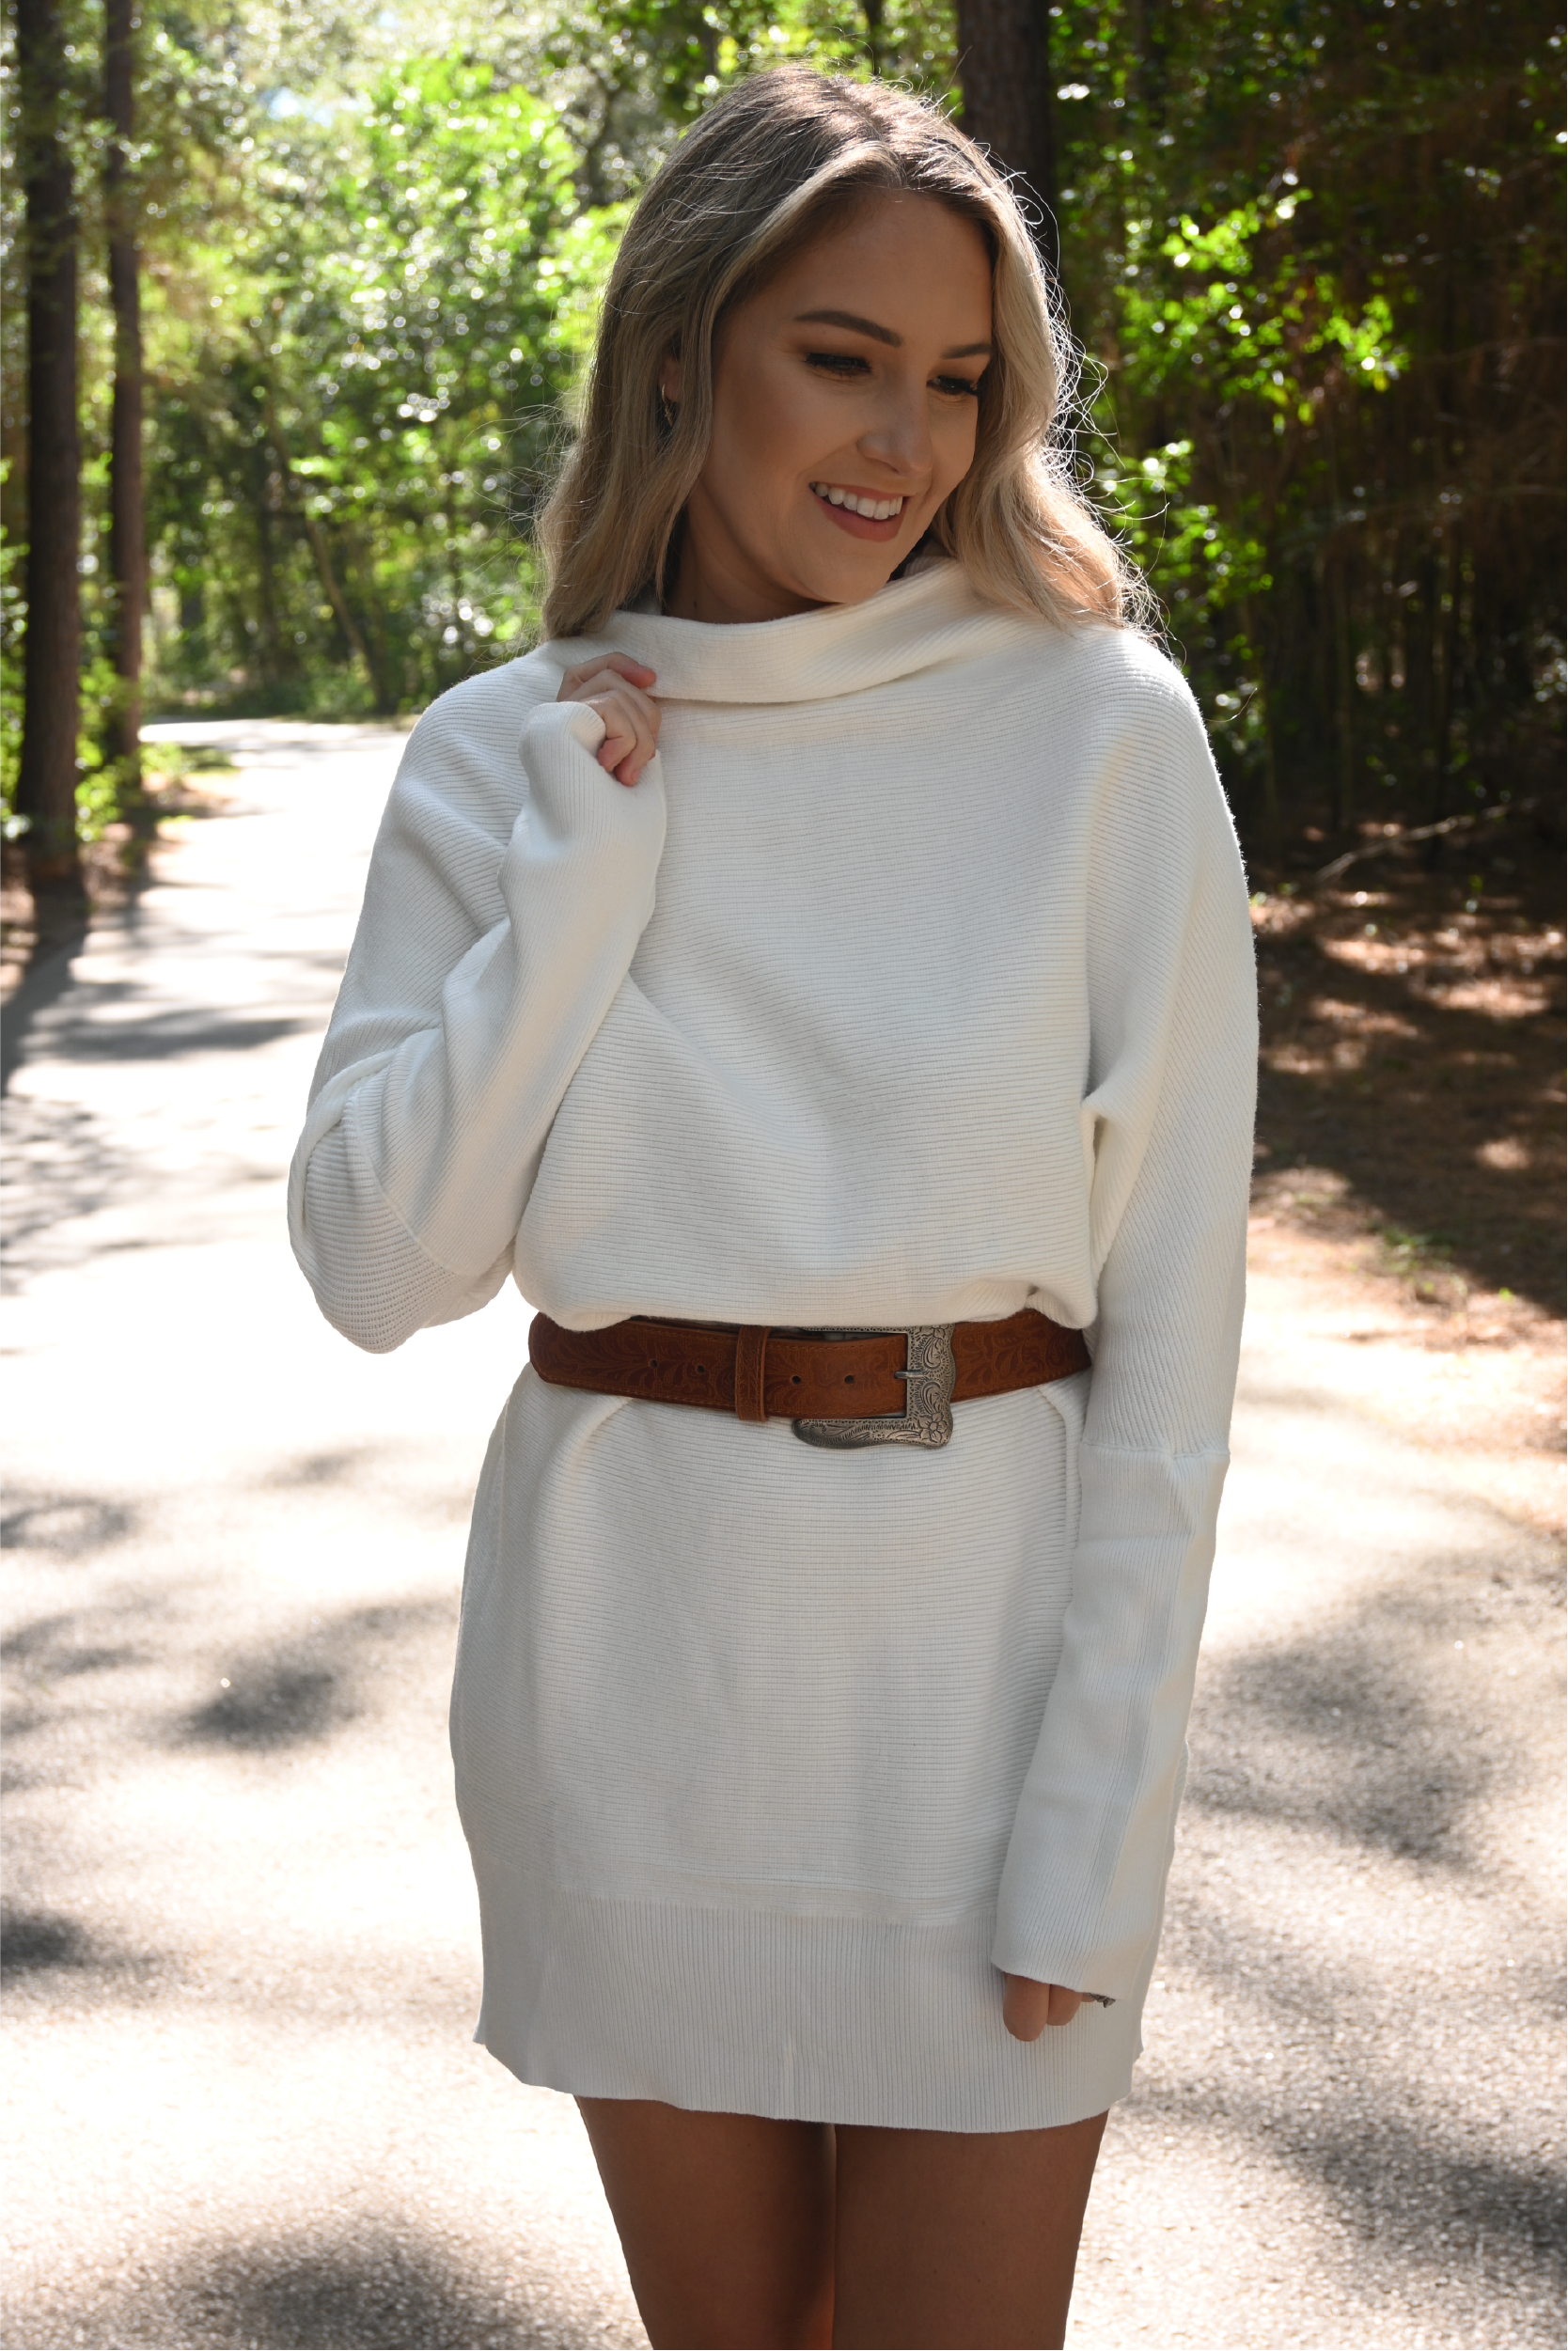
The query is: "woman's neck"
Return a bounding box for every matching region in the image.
[664,494,825,627]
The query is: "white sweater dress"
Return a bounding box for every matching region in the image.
[289,558,1258,2133]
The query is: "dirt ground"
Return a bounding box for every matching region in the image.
[1240,808,1565,1546]
[1251,808,1564,1314]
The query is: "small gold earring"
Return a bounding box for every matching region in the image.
[659,389,678,430]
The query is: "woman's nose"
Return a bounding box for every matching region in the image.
[860,379,933,479]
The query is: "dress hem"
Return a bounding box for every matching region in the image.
[460,1781,1145,2134]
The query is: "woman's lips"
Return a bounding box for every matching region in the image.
[808,482,909,541]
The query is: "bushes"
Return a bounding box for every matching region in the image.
[2,0,1560,868]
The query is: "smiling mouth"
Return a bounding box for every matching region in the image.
[809,481,907,522]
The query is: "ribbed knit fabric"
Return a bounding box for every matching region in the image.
[289,558,1258,2131]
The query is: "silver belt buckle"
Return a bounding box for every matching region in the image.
[792,1325,957,1450]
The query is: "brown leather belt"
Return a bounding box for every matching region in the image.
[528,1308,1090,1452]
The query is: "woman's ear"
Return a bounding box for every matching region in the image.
[658,352,683,404]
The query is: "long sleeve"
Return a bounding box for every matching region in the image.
[992,681,1258,2000]
[288,669,666,1353]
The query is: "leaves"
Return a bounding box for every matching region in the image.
[1043,0,1563,844]
[0,0,1560,853]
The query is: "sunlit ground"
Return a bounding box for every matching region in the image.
[3,727,1561,2348]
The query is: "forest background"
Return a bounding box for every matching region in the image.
[1,0,1562,885]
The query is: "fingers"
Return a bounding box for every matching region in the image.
[557,654,661,788]
[587,682,659,786]
[1002,1973,1053,2043]
[557,652,656,699]
[1001,1973,1085,2043]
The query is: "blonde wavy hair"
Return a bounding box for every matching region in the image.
[539,66,1144,640]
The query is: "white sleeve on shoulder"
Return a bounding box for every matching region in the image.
[288,670,667,1354]
[993,671,1259,2001]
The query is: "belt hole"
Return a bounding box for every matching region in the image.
[792,1374,801,1386]
[844,1374,855,1385]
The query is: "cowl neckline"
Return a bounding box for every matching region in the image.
[545,558,1039,708]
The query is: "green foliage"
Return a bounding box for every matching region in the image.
[1043,0,1563,847]
[145,52,625,713]
[1,0,1561,862]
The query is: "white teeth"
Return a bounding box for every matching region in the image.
[811,482,905,522]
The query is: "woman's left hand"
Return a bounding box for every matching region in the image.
[1002,1974,1084,2040]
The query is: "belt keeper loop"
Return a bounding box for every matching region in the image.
[733,1325,771,1422]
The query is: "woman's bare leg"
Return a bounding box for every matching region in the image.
[831,2111,1107,2350]
[577,2097,836,2350]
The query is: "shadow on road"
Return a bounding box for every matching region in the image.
[1188,1532,1564,1880]
[1251,842,1565,1316]
[45,1008,312,1062]
[1141,2053,1565,2302]
[2,1491,138,1559]
[0,1904,167,1992]
[1153,1528,1566,2336]
[37,2224,588,2351]
[181,1661,350,1750]
[1,924,90,1095]
[175,1599,451,1754]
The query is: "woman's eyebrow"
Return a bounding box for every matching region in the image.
[795,306,902,346]
[794,307,993,361]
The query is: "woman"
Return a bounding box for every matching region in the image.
[289,66,1257,2351]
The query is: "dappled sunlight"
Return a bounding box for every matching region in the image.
[1247,828,1565,1317]
[4,721,1560,2351]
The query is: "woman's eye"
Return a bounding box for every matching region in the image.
[806,351,870,378]
[932,373,983,400]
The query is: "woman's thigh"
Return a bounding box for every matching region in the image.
[576,2096,835,2350]
[831,2110,1108,2351]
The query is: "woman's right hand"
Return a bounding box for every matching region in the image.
[1002,1974,1084,2041]
[557,653,660,787]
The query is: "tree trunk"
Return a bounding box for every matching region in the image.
[955,0,1058,283]
[1243,595,1282,871]
[259,383,378,693]
[253,484,289,695]
[1331,552,1356,835]
[1324,407,1356,835]
[1135,0,1171,125]
[1430,528,1460,830]
[14,0,85,904]
[104,0,144,803]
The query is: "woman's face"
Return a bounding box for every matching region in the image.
[663,193,994,626]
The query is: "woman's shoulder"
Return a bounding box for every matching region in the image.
[1042,627,1242,871]
[961,605,1239,872]
[380,645,566,842]
[985,606,1205,742]
[409,641,564,755]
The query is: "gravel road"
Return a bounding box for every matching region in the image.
[3,721,1561,2349]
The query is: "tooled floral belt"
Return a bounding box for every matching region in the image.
[528,1307,1090,1451]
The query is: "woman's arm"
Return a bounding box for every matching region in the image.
[993,669,1259,2006]
[288,657,666,1353]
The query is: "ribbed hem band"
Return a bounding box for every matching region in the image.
[460,1783,1143,2133]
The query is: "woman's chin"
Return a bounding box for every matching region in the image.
[783,541,917,610]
